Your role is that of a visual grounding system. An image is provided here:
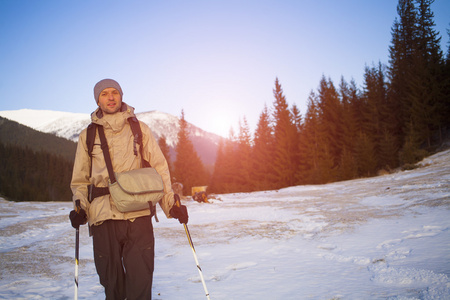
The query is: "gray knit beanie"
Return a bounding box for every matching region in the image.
[93,79,123,103]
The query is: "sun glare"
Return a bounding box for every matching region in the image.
[207,113,235,138]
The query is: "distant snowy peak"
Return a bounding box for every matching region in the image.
[0,109,89,129]
[136,111,180,146]
[0,109,221,148]
[0,109,91,142]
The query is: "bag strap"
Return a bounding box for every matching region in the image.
[97,125,117,184]
[86,123,96,158]
[86,123,97,177]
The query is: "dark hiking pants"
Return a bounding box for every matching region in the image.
[92,216,155,300]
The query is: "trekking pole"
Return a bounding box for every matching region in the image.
[175,194,211,300]
[74,200,81,300]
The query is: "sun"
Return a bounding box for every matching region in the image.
[210,114,237,137]
[195,102,238,138]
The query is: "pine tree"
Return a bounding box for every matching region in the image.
[337,77,359,180]
[407,0,444,149]
[356,132,377,177]
[209,138,226,193]
[235,117,252,192]
[290,104,303,185]
[251,105,276,191]
[388,0,446,163]
[300,92,321,184]
[158,135,173,176]
[173,110,208,196]
[209,130,239,194]
[222,129,240,193]
[441,29,450,137]
[379,129,399,170]
[315,76,342,180]
[272,78,297,188]
[361,63,398,169]
[338,146,358,181]
[388,0,418,145]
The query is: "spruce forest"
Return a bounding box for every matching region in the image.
[0,117,76,202]
[206,0,450,194]
[0,143,74,202]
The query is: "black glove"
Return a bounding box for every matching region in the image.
[69,205,87,229]
[170,204,189,224]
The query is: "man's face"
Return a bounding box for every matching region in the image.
[98,87,122,114]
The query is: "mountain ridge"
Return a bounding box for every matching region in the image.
[0,109,222,166]
[0,116,77,162]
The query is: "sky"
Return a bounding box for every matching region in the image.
[0,0,449,137]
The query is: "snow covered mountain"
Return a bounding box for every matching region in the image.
[0,109,222,165]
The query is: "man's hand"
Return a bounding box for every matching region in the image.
[170,194,189,224]
[69,201,87,229]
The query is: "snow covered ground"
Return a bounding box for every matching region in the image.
[0,150,449,299]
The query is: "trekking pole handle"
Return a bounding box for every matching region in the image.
[75,199,82,213]
[174,194,181,208]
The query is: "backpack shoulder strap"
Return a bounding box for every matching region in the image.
[86,122,97,158]
[129,117,142,146]
[128,117,151,168]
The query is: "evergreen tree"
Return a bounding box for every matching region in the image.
[209,138,226,193]
[158,135,173,176]
[315,76,342,180]
[251,105,276,191]
[388,0,418,140]
[209,129,239,194]
[337,77,359,180]
[398,125,428,166]
[355,132,378,177]
[222,129,240,193]
[300,92,321,184]
[173,110,207,196]
[388,0,446,163]
[442,29,450,137]
[407,0,444,148]
[379,129,400,170]
[290,104,303,185]
[361,63,399,169]
[272,78,297,188]
[316,144,336,183]
[338,146,358,181]
[234,117,253,192]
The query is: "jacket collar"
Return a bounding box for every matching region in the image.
[91,102,136,133]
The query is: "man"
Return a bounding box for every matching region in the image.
[69,78,188,299]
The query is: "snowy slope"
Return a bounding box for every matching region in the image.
[0,150,449,299]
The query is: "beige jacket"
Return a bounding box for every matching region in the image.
[70,103,174,226]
